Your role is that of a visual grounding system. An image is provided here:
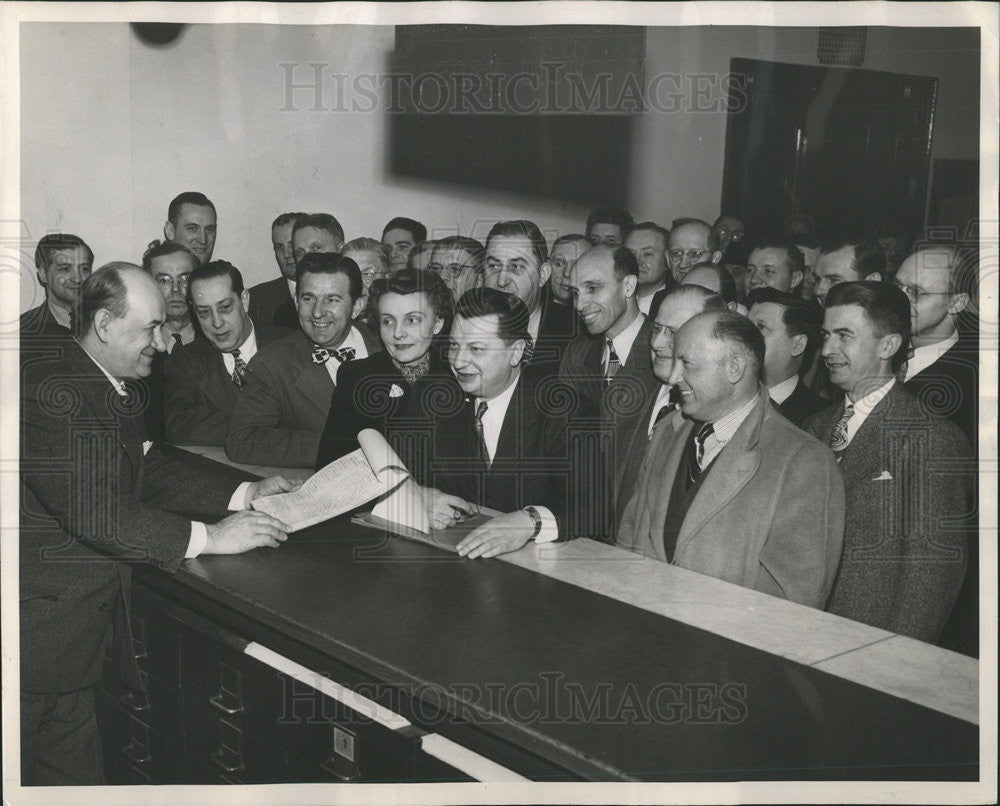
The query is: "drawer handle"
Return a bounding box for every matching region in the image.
[122,741,151,766]
[210,748,246,774]
[209,692,245,715]
[120,691,150,713]
[319,756,359,781]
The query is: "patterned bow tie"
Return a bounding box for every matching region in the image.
[312,345,356,365]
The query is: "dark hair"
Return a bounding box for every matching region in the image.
[454,287,531,348]
[272,211,307,230]
[168,192,216,224]
[825,281,911,371]
[746,286,822,365]
[610,247,640,281]
[189,259,245,296]
[819,236,887,283]
[626,222,670,246]
[433,235,485,270]
[293,213,345,247]
[379,268,454,330]
[586,207,634,238]
[484,219,549,267]
[296,252,362,301]
[748,241,806,279]
[142,240,199,272]
[686,262,737,304]
[707,310,765,376]
[34,233,93,271]
[382,217,427,244]
[670,217,720,251]
[77,262,132,337]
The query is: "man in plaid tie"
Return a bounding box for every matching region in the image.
[163,260,276,445]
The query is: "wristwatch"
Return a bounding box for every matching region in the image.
[523,506,543,539]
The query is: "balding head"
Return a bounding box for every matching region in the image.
[649,285,727,382]
[668,310,763,423]
[78,263,167,379]
[668,218,722,282]
[570,245,639,338]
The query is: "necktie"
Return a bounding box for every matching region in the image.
[654,402,674,427]
[473,400,490,467]
[605,339,620,382]
[230,349,247,389]
[686,422,715,486]
[830,403,855,460]
[172,333,183,350]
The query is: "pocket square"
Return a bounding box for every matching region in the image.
[389,384,404,398]
[871,470,893,481]
[142,440,153,456]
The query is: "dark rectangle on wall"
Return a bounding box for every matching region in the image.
[387,25,643,204]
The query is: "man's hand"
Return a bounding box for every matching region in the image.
[246,474,305,504]
[456,510,534,559]
[204,511,291,554]
[421,486,477,531]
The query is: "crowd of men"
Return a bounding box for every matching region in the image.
[19,192,980,784]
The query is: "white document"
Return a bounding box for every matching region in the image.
[251,429,410,532]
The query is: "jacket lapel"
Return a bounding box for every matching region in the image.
[838,389,895,491]
[293,339,336,417]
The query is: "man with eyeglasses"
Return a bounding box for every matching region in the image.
[143,241,200,352]
[429,235,485,302]
[342,237,392,312]
[667,218,723,284]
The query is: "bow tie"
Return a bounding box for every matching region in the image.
[312,345,356,365]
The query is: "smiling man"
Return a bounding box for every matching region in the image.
[624,222,673,314]
[163,191,217,265]
[21,233,94,336]
[19,262,298,785]
[805,282,972,644]
[226,252,380,467]
[618,309,844,606]
[164,260,278,445]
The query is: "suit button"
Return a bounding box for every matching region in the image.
[99,603,108,611]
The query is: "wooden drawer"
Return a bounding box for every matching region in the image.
[185,711,291,783]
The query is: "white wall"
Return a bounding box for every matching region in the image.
[19,23,981,311]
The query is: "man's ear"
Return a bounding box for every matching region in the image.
[863,271,882,282]
[711,250,724,265]
[240,290,251,311]
[947,292,970,316]
[879,333,902,361]
[510,338,526,366]
[36,268,48,288]
[727,352,748,383]
[790,270,803,289]
[623,274,638,298]
[790,332,807,358]
[164,220,175,241]
[92,309,113,344]
[351,295,365,321]
[538,260,552,287]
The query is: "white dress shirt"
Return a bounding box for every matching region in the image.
[321,326,369,384]
[904,331,959,381]
[286,278,297,301]
[840,377,896,448]
[221,324,260,375]
[646,384,674,437]
[768,375,800,405]
[47,299,72,329]
[700,393,760,468]
[604,311,644,373]
[80,341,252,558]
[636,282,666,315]
[163,321,197,354]
[476,374,558,543]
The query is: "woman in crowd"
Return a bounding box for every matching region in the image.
[315,268,459,471]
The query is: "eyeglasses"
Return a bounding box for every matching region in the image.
[429,262,477,280]
[893,282,951,303]
[360,268,388,282]
[155,274,190,291]
[668,249,710,264]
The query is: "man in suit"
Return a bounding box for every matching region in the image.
[666,217,723,284]
[618,310,845,608]
[614,285,727,525]
[20,263,296,785]
[164,260,277,445]
[143,240,200,353]
[226,252,380,467]
[20,233,93,337]
[416,288,598,558]
[746,241,806,295]
[248,211,307,332]
[811,235,886,306]
[585,206,633,247]
[429,235,485,302]
[482,219,577,370]
[747,287,828,427]
[382,216,427,274]
[624,222,674,315]
[162,191,217,265]
[804,282,973,643]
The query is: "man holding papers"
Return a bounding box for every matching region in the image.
[416,288,601,558]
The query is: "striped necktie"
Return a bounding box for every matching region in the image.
[230,348,247,388]
[605,339,620,382]
[473,400,490,467]
[830,403,855,460]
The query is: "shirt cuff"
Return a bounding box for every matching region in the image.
[186,522,208,558]
[231,481,253,511]
[533,506,559,543]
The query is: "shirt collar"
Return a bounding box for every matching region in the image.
[768,375,800,405]
[77,339,128,397]
[478,370,520,413]
[607,310,644,364]
[904,331,959,381]
[286,278,297,300]
[843,377,895,446]
[710,392,760,443]
[635,282,666,314]
[46,299,72,329]
[527,305,543,342]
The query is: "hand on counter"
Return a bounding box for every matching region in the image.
[204,510,291,554]
[421,486,478,531]
[457,510,534,559]
[245,474,306,505]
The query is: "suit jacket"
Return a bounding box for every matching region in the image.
[904,338,977,450]
[163,323,280,445]
[226,327,382,467]
[315,346,460,474]
[805,384,973,643]
[775,378,829,428]
[19,338,245,693]
[528,286,580,372]
[426,372,602,539]
[248,276,299,332]
[20,302,71,338]
[618,388,845,608]
[559,315,659,534]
